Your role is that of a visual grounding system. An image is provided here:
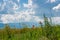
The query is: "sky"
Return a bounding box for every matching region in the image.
[0,0,60,25]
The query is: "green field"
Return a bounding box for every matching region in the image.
[0,25,60,40]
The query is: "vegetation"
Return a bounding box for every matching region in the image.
[0,15,60,40]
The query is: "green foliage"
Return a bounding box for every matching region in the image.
[0,25,60,40]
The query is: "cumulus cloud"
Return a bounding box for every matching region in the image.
[1,14,15,23]
[0,0,20,13]
[46,0,56,3]
[52,4,60,11]
[23,0,33,8]
[23,0,38,8]
[0,0,40,24]
[8,0,20,10]
[0,11,42,23]
[3,0,20,13]
[12,3,20,10]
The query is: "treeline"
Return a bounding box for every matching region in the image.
[0,14,60,40]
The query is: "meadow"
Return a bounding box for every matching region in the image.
[0,15,60,40]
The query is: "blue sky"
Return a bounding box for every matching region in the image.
[0,0,60,25]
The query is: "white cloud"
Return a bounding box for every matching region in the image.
[33,16,44,23]
[46,0,56,3]
[3,0,20,13]
[0,6,36,23]
[28,0,32,6]
[1,13,60,24]
[9,0,20,10]
[0,2,6,11]
[52,17,60,24]
[0,0,39,24]
[17,0,20,3]
[23,0,38,8]
[0,0,20,12]
[0,10,42,23]
[23,0,33,8]
[12,3,20,10]
[1,14,15,23]
[52,4,60,11]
